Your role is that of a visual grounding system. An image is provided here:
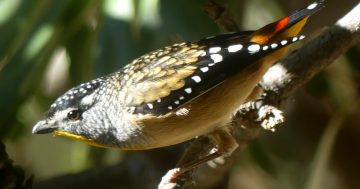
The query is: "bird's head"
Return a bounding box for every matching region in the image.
[32,78,114,147]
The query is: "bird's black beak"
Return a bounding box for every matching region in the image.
[32,120,57,134]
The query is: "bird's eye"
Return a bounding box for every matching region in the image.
[67,109,81,121]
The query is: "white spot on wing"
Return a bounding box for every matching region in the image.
[271,43,278,49]
[247,44,260,53]
[209,47,221,53]
[174,100,180,104]
[200,67,209,73]
[262,46,269,51]
[210,54,223,63]
[185,88,192,94]
[191,75,202,83]
[299,35,305,40]
[307,2,318,10]
[147,103,153,109]
[179,96,184,100]
[292,37,298,42]
[227,44,243,52]
[280,40,288,45]
[168,106,173,110]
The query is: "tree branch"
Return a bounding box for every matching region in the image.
[0,141,33,189]
[163,2,360,188]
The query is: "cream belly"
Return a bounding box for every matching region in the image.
[137,62,268,149]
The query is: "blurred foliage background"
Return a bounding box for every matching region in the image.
[0,0,359,188]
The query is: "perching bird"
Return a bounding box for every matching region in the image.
[32,0,323,176]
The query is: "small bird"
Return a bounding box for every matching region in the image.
[33,0,323,176]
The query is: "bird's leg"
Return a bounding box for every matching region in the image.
[181,127,238,173]
[159,127,238,188]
